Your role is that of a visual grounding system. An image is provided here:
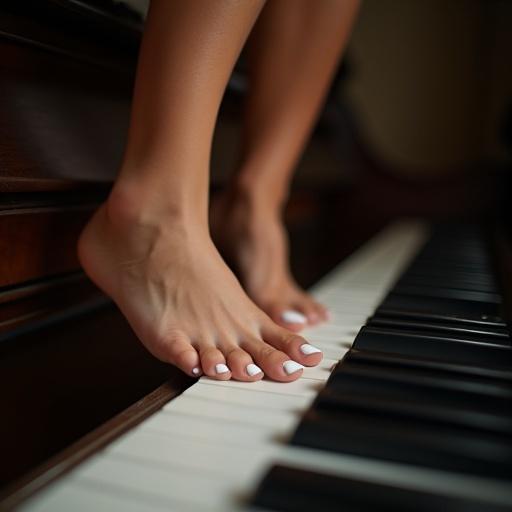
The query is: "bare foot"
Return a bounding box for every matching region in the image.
[211,193,329,332]
[78,189,322,381]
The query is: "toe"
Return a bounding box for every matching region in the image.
[272,306,308,332]
[224,347,264,381]
[243,338,304,382]
[161,331,202,377]
[261,325,323,367]
[316,301,330,321]
[199,346,232,380]
[297,302,320,325]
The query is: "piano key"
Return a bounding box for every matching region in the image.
[366,316,511,344]
[353,326,512,368]
[391,284,502,304]
[75,453,253,511]
[292,409,512,479]
[141,409,285,444]
[20,480,172,512]
[327,365,512,414]
[106,429,275,482]
[183,381,312,411]
[374,306,508,329]
[342,349,512,394]
[342,350,512,399]
[315,387,512,437]
[251,465,511,512]
[193,374,323,397]
[382,292,503,318]
[162,395,297,429]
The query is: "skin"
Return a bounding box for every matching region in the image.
[213,0,361,331]
[78,0,359,382]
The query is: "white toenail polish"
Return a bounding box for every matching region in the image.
[192,367,201,376]
[300,343,322,355]
[282,310,307,324]
[246,363,263,377]
[215,363,230,374]
[283,360,304,375]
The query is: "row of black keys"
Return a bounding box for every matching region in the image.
[252,226,512,511]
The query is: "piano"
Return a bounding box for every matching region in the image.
[2,1,512,510]
[2,220,511,511]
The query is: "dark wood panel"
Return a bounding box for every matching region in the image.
[0,39,133,190]
[0,273,105,341]
[0,302,183,490]
[0,205,95,287]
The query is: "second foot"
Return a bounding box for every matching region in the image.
[78,193,323,382]
[211,193,329,332]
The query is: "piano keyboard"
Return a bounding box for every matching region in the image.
[17,221,512,511]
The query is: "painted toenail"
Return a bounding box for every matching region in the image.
[246,363,263,377]
[300,343,322,355]
[215,363,230,374]
[283,360,304,375]
[282,310,307,324]
[192,367,201,376]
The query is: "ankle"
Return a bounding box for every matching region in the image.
[225,177,287,218]
[106,181,209,235]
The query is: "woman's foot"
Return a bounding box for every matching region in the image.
[211,192,329,332]
[78,187,322,381]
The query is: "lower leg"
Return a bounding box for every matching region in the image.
[214,0,360,329]
[79,0,322,382]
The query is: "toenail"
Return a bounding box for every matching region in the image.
[300,343,322,355]
[283,360,304,375]
[246,363,263,377]
[282,310,307,324]
[192,367,201,376]
[215,363,230,374]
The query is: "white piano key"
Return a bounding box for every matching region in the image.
[75,455,250,511]
[162,395,297,429]
[313,345,350,360]
[196,375,322,397]
[183,381,311,411]
[106,430,275,482]
[141,410,283,445]
[20,480,171,512]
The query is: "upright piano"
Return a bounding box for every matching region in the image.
[1,1,511,511]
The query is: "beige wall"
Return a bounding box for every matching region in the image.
[345,0,512,174]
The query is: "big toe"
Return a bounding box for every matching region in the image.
[243,336,304,382]
[270,306,308,332]
[261,324,323,367]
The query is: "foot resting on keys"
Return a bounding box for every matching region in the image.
[78,187,323,382]
[211,191,329,332]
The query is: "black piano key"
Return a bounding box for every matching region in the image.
[391,284,502,304]
[344,349,512,389]
[251,465,510,512]
[328,363,512,411]
[396,276,498,295]
[381,292,502,319]
[374,306,510,334]
[374,306,508,330]
[291,410,512,479]
[316,384,512,438]
[401,269,497,288]
[366,317,511,345]
[353,326,512,369]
